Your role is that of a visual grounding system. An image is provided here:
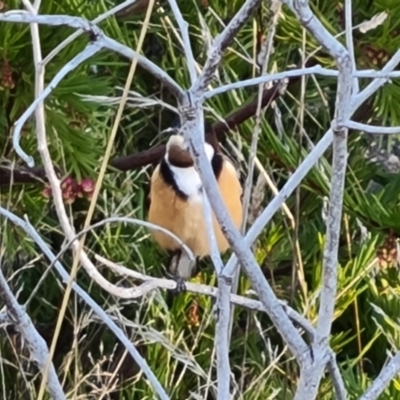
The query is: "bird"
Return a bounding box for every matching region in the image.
[147,125,243,291]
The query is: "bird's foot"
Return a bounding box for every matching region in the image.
[172,276,187,294]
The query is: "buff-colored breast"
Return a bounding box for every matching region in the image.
[148,158,242,257]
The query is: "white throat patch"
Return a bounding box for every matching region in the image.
[166,142,215,201]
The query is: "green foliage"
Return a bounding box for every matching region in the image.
[1,0,400,399]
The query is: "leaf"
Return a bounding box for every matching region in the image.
[359,12,388,34]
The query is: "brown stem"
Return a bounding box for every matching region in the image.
[3,57,360,186]
[110,144,166,171]
[111,60,320,171]
[0,166,50,185]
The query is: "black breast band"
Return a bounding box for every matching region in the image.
[159,159,189,200]
[159,154,224,200]
[211,154,223,180]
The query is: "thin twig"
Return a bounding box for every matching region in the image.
[201,192,224,275]
[0,60,328,188]
[96,255,258,310]
[345,0,359,94]
[215,276,232,399]
[24,216,195,307]
[6,3,170,398]
[167,0,197,84]
[204,66,400,98]
[192,0,262,93]
[41,0,143,66]
[202,156,231,398]
[224,129,333,276]
[94,254,326,340]
[352,49,400,107]
[327,355,347,400]
[13,42,102,166]
[0,12,184,101]
[359,351,400,400]
[346,120,400,134]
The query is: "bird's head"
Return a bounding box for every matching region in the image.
[165,133,215,168]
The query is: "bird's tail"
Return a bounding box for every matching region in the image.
[169,251,196,281]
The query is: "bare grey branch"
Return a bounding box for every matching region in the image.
[185,113,311,364]
[42,0,144,65]
[0,206,170,400]
[345,0,359,93]
[167,0,197,84]
[0,12,184,101]
[0,312,10,324]
[215,277,232,399]
[13,42,101,167]
[278,1,352,398]
[0,259,65,400]
[192,0,262,93]
[236,47,400,256]
[204,66,400,99]
[352,49,400,108]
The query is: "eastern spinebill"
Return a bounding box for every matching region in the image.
[148,126,243,290]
